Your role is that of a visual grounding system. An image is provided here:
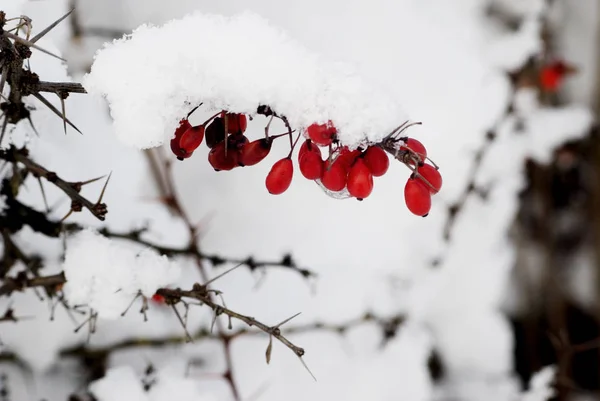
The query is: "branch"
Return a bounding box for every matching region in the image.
[34,81,87,95]
[0,271,64,296]
[0,146,108,220]
[98,227,316,279]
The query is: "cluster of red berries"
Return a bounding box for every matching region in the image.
[398,138,442,217]
[169,109,442,217]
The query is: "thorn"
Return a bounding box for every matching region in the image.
[59,208,74,223]
[4,31,67,62]
[37,177,49,213]
[30,9,75,43]
[121,292,141,317]
[297,356,317,382]
[32,93,82,134]
[60,96,67,135]
[171,305,193,343]
[266,335,273,364]
[96,171,112,205]
[204,263,243,287]
[27,116,40,137]
[80,174,107,186]
[274,312,302,329]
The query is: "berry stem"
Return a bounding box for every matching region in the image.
[223,113,229,157]
[186,103,203,119]
[288,126,294,149]
[264,115,274,139]
[270,131,295,140]
[202,110,225,127]
[287,132,302,159]
[405,163,437,192]
[426,156,439,169]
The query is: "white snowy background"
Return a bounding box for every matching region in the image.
[1,0,597,400]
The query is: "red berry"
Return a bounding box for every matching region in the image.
[540,66,561,92]
[417,164,442,194]
[336,147,361,172]
[170,119,193,160]
[208,142,239,171]
[347,159,374,200]
[266,158,293,195]
[179,125,205,154]
[299,139,321,160]
[151,293,165,304]
[404,178,432,216]
[205,117,226,148]
[363,146,389,177]
[225,113,248,135]
[306,121,337,147]
[321,158,347,191]
[238,138,272,166]
[299,151,324,180]
[228,133,249,150]
[401,138,427,162]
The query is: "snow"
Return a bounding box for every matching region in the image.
[82,11,408,150]
[487,17,543,71]
[0,194,7,214]
[521,366,557,401]
[1,0,598,400]
[89,365,218,401]
[62,229,181,319]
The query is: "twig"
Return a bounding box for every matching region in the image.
[0,146,108,220]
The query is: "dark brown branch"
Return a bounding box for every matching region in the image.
[98,227,316,279]
[0,146,107,220]
[0,271,64,296]
[34,81,86,95]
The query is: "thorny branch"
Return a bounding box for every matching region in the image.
[97,226,316,279]
[0,145,108,220]
[0,310,405,362]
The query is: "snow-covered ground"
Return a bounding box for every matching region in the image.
[1,0,596,400]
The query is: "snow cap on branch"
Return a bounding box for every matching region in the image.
[62,229,181,319]
[83,11,408,150]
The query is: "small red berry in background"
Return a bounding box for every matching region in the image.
[363,146,389,177]
[404,178,432,217]
[178,125,205,154]
[347,158,374,200]
[170,119,193,160]
[416,164,442,194]
[539,60,577,93]
[208,141,239,171]
[306,121,337,147]
[401,138,427,163]
[151,293,165,304]
[266,157,294,194]
[225,113,248,135]
[299,151,324,180]
[205,117,226,149]
[321,158,347,192]
[239,138,272,166]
